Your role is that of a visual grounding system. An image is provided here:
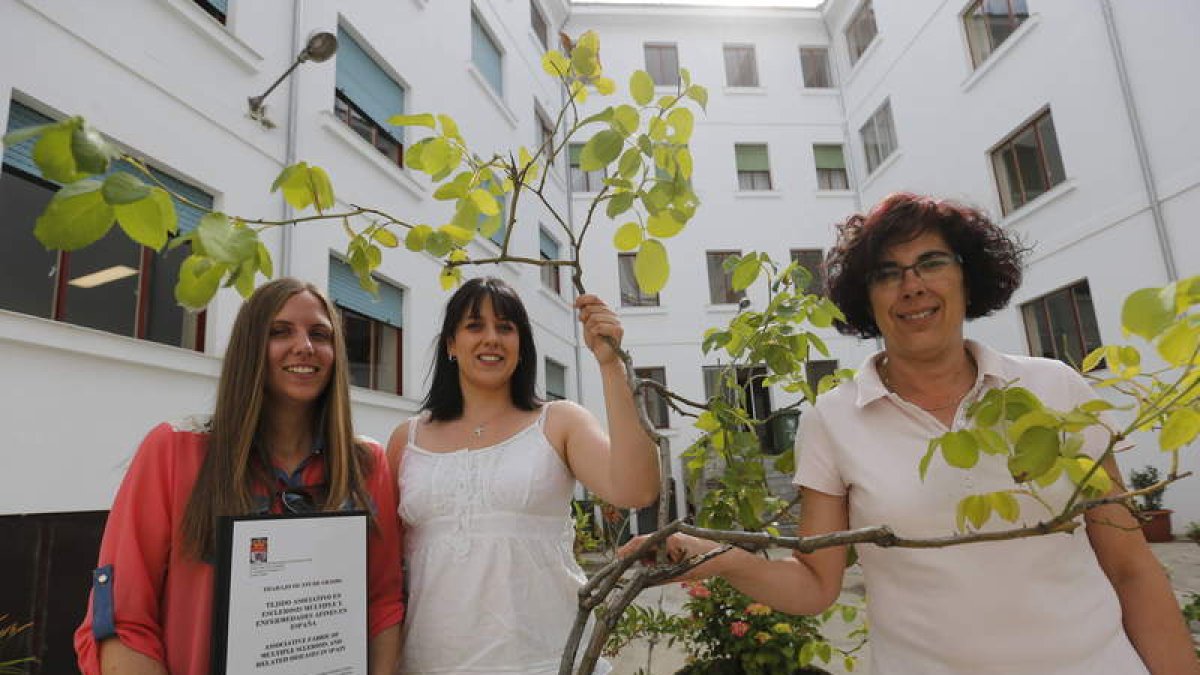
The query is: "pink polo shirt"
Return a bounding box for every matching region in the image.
[74,417,404,675]
[795,341,1147,674]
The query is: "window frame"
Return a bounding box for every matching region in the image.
[539,226,562,295]
[990,108,1066,215]
[545,358,568,400]
[530,0,550,50]
[723,44,760,87]
[962,0,1030,68]
[860,99,897,174]
[634,366,670,429]
[338,305,404,396]
[568,143,605,193]
[643,43,680,87]
[812,144,849,190]
[192,0,227,24]
[1020,279,1101,367]
[790,248,826,296]
[845,0,879,67]
[334,90,403,168]
[536,105,555,166]
[706,250,746,305]
[471,10,505,96]
[734,143,773,191]
[618,252,660,307]
[799,47,833,88]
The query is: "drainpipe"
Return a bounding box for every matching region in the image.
[279,1,305,276]
[1099,0,1176,282]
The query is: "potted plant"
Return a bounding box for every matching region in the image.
[1128,465,1174,543]
[1186,521,1200,546]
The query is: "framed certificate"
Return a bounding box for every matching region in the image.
[211,512,368,675]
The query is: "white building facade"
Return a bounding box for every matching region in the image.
[0,0,1197,666]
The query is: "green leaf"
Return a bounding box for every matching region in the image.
[439,224,474,246]
[1081,347,1106,373]
[613,222,642,251]
[34,180,115,250]
[617,147,643,179]
[1006,410,1059,443]
[646,211,684,238]
[686,85,708,110]
[731,255,760,291]
[175,255,226,310]
[989,491,1020,522]
[2,122,53,146]
[33,121,85,183]
[1064,456,1113,496]
[1157,322,1199,366]
[433,172,472,201]
[918,438,939,481]
[1122,286,1175,340]
[420,137,453,177]
[974,428,1008,456]
[1034,459,1065,488]
[439,265,462,290]
[634,238,670,295]
[1080,399,1115,413]
[405,224,433,252]
[256,241,274,278]
[468,188,499,216]
[666,108,694,143]
[630,70,655,105]
[1008,426,1060,483]
[197,213,256,265]
[542,49,570,77]
[371,228,399,248]
[308,165,335,210]
[957,494,991,530]
[612,105,639,135]
[581,129,622,171]
[232,259,256,298]
[114,187,175,250]
[606,192,634,219]
[941,430,980,469]
[101,172,150,205]
[271,162,333,211]
[386,113,435,128]
[70,121,116,175]
[1161,408,1200,451]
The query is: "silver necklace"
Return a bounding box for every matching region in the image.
[880,351,977,413]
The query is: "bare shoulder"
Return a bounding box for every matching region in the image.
[385,418,415,469]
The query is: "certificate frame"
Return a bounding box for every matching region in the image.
[211,511,368,675]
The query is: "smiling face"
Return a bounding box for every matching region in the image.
[868,229,968,361]
[447,295,520,393]
[264,291,336,410]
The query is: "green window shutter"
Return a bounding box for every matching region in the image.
[328,256,403,327]
[336,27,405,132]
[813,145,845,170]
[735,144,769,172]
[568,143,583,166]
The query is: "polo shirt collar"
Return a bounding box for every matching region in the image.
[853,339,1008,408]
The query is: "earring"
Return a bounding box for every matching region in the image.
[448,354,457,362]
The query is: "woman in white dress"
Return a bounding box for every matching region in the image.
[387,276,659,674]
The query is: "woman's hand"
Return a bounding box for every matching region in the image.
[575,294,623,366]
[618,532,728,581]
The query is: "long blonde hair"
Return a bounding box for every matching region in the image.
[181,277,373,560]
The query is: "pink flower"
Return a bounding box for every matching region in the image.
[730,621,750,637]
[684,582,712,599]
[745,603,772,616]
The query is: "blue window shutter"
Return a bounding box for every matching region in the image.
[336,28,405,133]
[539,229,558,259]
[471,14,503,95]
[208,0,228,14]
[4,101,212,234]
[329,256,403,327]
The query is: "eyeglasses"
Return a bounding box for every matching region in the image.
[867,252,962,289]
[277,483,328,514]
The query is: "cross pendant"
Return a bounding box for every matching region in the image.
[473,426,484,438]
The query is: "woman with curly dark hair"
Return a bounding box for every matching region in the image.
[627,193,1196,674]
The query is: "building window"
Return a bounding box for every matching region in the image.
[964,0,1029,68]
[536,106,555,165]
[328,256,403,395]
[539,227,561,294]
[706,250,746,305]
[644,43,680,87]
[635,367,670,429]
[812,144,849,190]
[618,253,660,307]
[805,359,839,393]
[860,99,897,174]
[1,101,210,351]
[568,143,604,192]
[193,0,227,23]
[790,249,825,296]
[472,11,504,96]
[845,1,879,66]
[486,191,509,247]
[991,109,1066,214]
[1022,280,1101,367]
[800,47,832,88]
[704,365,784,453]
[545,359,568,400]
[734,144,772,191]
[723,45,759,87]
[530,0,549,50]
[335,27,405,167]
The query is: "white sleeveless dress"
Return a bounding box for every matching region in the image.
[397,404,611,674]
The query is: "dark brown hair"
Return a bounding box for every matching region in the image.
[824,192,1026,338]
[181,277,374,559]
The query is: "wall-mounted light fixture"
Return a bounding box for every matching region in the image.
[247,31,338,129]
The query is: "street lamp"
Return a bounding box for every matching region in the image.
[247,31,338,128]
